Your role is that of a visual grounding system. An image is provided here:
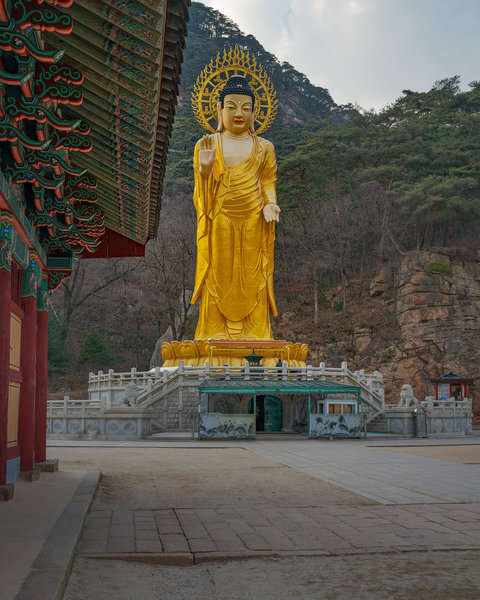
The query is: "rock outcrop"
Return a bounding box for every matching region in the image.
[393,248,479,419]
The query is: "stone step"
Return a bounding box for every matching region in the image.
[256,431,307,440]
[367,415,388,432]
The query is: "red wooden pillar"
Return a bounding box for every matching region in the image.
[0,215,13,487]
[0,267,11,485]
[35,280,48,464]
[18,265,37,473]
[0,1,9,23]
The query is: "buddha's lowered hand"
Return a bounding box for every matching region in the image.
[263,203,281,223]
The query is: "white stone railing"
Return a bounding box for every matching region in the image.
[88,361,385,416]
[384,398,473,412]
[47,396,101,416]
[89,362,383,387]
[421,397,472,411]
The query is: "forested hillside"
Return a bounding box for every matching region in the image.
[48,3,480,406]
[277,75,480,302]
[165,2,343,180]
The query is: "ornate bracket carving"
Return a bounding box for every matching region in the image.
[36,273,48,310]
[0,213,14,271]
[0,27,64,63]
[47,268,70,291]
[12,0,73,35]
[22,253,39,297]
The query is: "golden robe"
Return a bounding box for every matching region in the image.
[191,133,278,340]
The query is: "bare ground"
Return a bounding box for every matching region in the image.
[64,551,480,600]
[48,446,375,509]
[54,445,480,600]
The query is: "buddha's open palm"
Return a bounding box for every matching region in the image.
[198,135,216,175]
[263,203,281,223]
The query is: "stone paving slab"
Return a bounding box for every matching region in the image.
[248,441,480,504]
[77,503,480,561]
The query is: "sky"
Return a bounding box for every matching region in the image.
[201,0,480,110]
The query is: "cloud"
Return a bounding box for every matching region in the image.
[347,0,370,16]
[200,0,480,109]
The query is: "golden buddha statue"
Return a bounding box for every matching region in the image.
[191,75,281,340]
[161,49,308,367]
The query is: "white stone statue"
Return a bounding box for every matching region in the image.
[118,383,140,407]
[398,384,419,407]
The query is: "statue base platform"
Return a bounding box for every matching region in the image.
[161,339,309,367]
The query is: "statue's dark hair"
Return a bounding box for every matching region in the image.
[218,76,255,107]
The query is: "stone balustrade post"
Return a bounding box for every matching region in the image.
[319,362,326,381]
[341,361,348,384]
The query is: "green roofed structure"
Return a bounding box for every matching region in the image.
[198,379,362,395]
[197,379,362,440]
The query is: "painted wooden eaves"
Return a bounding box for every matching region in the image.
[43,0,189,244]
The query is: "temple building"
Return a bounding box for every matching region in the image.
[0,0,189,497]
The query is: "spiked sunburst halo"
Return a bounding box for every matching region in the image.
[192,45,278,135]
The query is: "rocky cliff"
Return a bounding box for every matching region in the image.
[375,248,479,420]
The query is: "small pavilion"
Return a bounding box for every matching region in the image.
[429,372,473,403]
[198,379,362,439]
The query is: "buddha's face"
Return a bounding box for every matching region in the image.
[220,93,254,134]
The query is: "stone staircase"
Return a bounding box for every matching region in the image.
[366,412,387,433]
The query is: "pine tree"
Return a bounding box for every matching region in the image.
[48,317,73,376]
[78,329,113,369]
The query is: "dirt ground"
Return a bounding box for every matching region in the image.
[48,446,374,509]
[380,444,480,464]
[64,551,480,600]
[56,445,480,600]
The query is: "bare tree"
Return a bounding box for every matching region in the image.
[53,259,137,345]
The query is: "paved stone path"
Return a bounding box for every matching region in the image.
[78,502,480,561]
[71,439,480,562]
[249,441,480,504]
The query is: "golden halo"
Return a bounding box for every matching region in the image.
[192,45,278,135]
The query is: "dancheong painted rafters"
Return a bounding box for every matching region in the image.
[43,0,190,252]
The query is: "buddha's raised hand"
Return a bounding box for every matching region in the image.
[198,135,216,177]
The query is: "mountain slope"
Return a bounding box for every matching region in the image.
[165,2,342,180]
